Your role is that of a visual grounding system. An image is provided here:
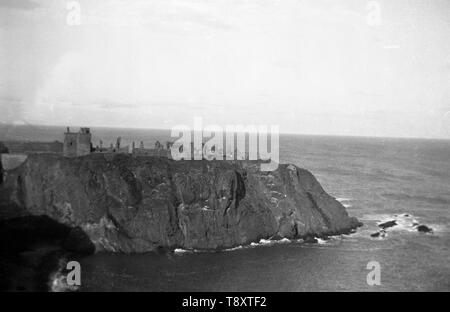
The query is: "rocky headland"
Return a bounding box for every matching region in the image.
[1,153,361,252]
[0,153,362,290]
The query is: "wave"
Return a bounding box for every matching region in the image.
[172,232,365,255]
[335,197,353,208]
[336,197,353,202]
[249,238,291,247]
[174,248,194,254]
[362,212,445,235]
[224,245,244,251]
[49,258,79,292]
[170,218,370,255]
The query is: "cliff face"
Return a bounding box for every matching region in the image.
[0,142,8,185]
[1,153,361,252]
[0,157,3,186]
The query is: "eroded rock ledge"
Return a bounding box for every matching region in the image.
[1,153,361,252]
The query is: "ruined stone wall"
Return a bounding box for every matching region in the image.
[63,133,78,157]
[76,132,92,156]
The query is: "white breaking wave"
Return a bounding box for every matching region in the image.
[49,258,79,292]
[174,248,194,254]
[231,238,292,250]
[362,213,444,235]
[336,197,353,202]
[172,233,362,254]
[224,245,244,251]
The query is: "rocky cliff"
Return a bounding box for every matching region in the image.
[0,153,361,253]
[0,142,8,185]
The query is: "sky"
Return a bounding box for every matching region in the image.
[0,0,449,138]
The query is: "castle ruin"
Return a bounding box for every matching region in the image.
[63,127,92,157]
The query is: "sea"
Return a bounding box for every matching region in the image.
[1,124,449,292]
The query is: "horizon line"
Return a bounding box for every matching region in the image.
[0,122,449,142]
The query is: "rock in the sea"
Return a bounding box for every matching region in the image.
[0,154,362,252]
[416,225,433,234]
[303,236,319,244]
[370,229,386,238]
[378,220,397,229]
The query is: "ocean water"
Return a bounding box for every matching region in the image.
[1,125,449,291]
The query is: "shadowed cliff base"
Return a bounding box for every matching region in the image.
[1,153,362,254]
[0,215,94,291]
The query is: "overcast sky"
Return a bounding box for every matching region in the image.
[1,0,449,138]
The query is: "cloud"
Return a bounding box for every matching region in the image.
[383,45,401,49]
[72,0,235,31]
[0,0,40,10]
[0,96,28,124]
[93,100,219,111]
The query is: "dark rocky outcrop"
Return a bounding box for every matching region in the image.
[302,236,319,244]
[378,220,397,229]
[370,229,387,238]
[0,153,361,253]
[416,225,433,234]
[0,141,7,185]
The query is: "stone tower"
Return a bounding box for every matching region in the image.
[63,127,92,157]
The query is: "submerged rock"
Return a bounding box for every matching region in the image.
[1,154,362,252]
